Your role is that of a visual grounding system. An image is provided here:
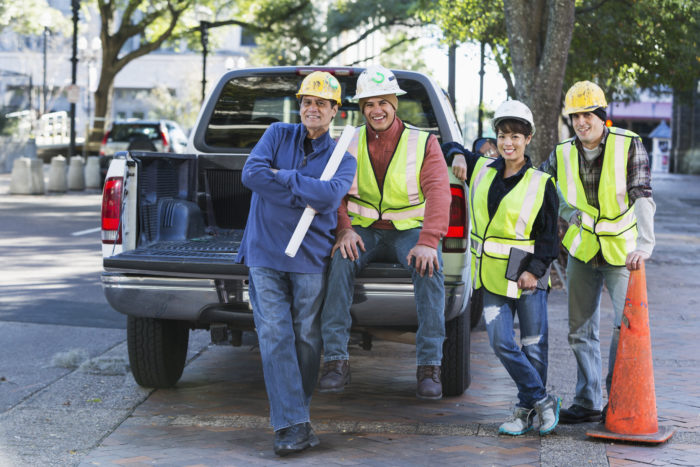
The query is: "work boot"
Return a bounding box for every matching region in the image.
[559,403,602,424]
[499,406,535,435]
[318,360,350,393]
[416,365,442,400]
[534,394,561,435]
[273,422,320,456]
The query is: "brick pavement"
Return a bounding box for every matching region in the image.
[81,282,700,466]
[81,174,700,467]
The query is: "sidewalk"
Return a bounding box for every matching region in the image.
[72,172,700,465]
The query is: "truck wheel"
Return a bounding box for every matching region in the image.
[469,288,484,330]
[441,312,470,396]
[127,316,189,388]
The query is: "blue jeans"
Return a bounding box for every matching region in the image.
[483,288,549,408]
[321,227,445,366]
[248,267,324,431]
[566,255,629,410]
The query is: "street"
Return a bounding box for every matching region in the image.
[0,171,699,466]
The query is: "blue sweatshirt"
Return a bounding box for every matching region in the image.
[237,122,357,273]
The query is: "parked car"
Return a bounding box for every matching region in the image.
[98,119,188,179]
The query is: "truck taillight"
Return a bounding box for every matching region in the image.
[102,177,123,244]
[99,131,110,156]
[161,131,169,150]
[443,184,467,253]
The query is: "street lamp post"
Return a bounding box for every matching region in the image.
[199,20,210,104]
[42,26,49,115]
[70,0,80,158]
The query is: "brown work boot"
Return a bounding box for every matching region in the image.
[318,360,350,393]
[416,365,442,400]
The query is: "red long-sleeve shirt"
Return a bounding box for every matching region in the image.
[336,117,451,248]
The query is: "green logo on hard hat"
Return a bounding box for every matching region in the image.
[329,76,339,89]
[371,72,385,84]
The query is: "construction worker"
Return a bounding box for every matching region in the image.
[236,71,356,455]
[540,81,656,424]
[318,64,452,399]
[443,100,561,436]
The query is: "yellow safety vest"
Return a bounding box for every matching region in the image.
[346,125,428,230]
[555,127,638,266]
[469,157,552,298]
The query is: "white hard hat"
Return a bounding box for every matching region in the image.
[352,65,406,100]
[492,100,536,135]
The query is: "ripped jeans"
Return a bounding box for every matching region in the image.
[483,288,549,408]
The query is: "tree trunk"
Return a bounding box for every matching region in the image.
[503,0,575,165]
[88,68,114,155]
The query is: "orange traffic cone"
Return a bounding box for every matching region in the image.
[587,262,674,443]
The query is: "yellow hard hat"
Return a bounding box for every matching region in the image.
[296,71,342,105]
[564,81,607,115]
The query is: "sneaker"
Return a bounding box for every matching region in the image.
[416,365,442,400]
[499,406,535,435]
[319,360,350,393]
[534,395,561,435]
[559,403,602,424]
[273,422,320,456]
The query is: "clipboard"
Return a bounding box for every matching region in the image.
[505,247,549,291]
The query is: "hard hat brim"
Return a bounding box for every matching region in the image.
[350,89,407,101]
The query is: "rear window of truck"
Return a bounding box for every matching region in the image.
[204,74,440,150]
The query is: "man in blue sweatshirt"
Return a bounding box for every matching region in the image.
[237,71,356,456]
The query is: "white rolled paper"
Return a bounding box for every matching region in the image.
[285,125,356,257]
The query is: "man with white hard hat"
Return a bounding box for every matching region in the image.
[319,65,452,400]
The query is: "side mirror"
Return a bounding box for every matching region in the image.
[472,137,498,157]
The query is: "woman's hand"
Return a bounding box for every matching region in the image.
[451,154,467,181]
[517,271,538,291]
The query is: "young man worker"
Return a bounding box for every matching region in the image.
[319,65,452,400]
[541,80,656,424]
[237,71,356,455]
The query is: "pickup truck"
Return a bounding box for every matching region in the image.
[101,66,473,396]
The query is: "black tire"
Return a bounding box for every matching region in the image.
[127,316,189,388]
[441,312,471,396]
[469,287,484,330]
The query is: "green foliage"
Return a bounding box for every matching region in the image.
[0,0,69,36]
[568,0,700,97]
[248,0,426,66]
[429,0,700,97]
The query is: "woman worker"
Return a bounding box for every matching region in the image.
[443,100,560,435]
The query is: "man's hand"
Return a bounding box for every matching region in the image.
[269,168,279,174]
[517,271,538,291]
[451,154,467,181]
[407,244,440,277]
[332,228,365,261]
[625,250,649,271]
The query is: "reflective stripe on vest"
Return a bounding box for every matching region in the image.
[468,158,551,298]
[556,127,638,265]
[347,125,428,230]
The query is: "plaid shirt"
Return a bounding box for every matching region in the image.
[541,126,652,265]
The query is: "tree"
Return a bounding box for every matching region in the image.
[429,0,700,164]
[86,0,426,149]
[503,0,575,164]
[0,0,68,35]
[248,0,429,67]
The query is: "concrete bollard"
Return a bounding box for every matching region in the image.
[85,156,101,189]
[48,156,68,192]
[67,156,86,191]
[10,157,45,195]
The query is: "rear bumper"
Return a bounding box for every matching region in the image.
[101,272,468,327]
